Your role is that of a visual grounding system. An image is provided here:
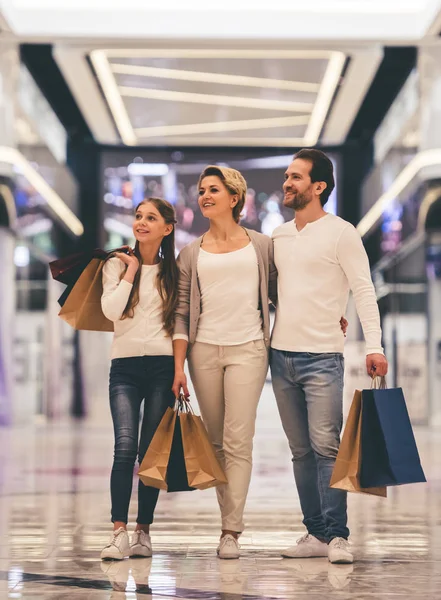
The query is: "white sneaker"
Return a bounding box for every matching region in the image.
[328,537,353,564]
[100,558,130,591]
[217,534,240,559]
[282,534,328,558]
[328,563,354,589]
[282,558,328,581]
[129,558,152,594]
[100,527,130,561]
[130,530,152,558]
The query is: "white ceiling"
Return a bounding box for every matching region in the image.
[1,0,441,41]
[4,0,440,148]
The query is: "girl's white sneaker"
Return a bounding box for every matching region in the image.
[100,527,130,561]
[130,530,152,558]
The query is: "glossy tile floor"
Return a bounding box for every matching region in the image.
[0,383,436,599]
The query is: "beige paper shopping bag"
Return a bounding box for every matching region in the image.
[330,390,387,497]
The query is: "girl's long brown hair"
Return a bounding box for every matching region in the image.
[121,197,179,337]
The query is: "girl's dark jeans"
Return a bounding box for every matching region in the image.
[108,355,175,524]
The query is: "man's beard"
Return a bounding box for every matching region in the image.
[285,190,312,211]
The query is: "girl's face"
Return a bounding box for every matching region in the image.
[198,176,238,221]
[132,202,172,244]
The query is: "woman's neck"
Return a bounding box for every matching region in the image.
[207,218,244,241]
[138,242,161,265]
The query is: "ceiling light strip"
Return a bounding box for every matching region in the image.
[104,49,335,60]
[125,136,306,146]
[0,146,84,237]
[134,115,310,138]
[111,63,320,93]
[119,86,314,113]
[90,50,137,146]
[303,52,346,146]
[0,184,17,228]
[357,149,441,238]
[418,186,441,232]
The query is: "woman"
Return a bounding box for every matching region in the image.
[100,197,179,561]
[172,166,277,559]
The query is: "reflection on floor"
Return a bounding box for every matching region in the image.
[0,384,436,599]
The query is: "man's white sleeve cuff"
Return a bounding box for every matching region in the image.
[366,347,384,356]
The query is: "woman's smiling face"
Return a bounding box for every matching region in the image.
[198,175,238,221]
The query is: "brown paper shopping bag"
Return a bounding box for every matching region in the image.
[180,406,227,491]
[166,414,196,493]
[330,390,387,497]
[138,407,177,490]
[58,258,114,332]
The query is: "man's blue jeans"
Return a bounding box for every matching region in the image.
[109,355,175,525]
[270,350,349,542]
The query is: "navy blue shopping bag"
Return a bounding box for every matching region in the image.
[360,378,426,488]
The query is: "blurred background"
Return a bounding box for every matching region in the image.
[0,0,440,431]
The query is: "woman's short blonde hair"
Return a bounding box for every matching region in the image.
[198,165,247,223]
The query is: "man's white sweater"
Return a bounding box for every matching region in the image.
[271,213,383,355]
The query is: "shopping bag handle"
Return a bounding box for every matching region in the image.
[175,394,195,415]
[370,376,387,390]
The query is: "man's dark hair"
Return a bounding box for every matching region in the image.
[293,148,335,207]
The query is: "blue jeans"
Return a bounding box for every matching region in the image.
[270,350,349,542]
[109,355,175,524]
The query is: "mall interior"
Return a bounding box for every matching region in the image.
[1,1,441,598]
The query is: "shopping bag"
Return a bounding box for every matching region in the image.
[138,400,196,492]
[50,248,109,286]
[138,407,177,490]
[330,390,387,497]
[360,378,426,488]
[50,247,130,306]
[58,281,75,307]
[180,403,228,490]
[166,414,196,493]
[58,258,114,332]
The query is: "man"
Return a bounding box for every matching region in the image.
[270,149,388,564]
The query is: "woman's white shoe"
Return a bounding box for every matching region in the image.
[217,534,240,559]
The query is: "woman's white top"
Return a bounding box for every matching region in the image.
[195,242,263,345]
[101,257,173,359]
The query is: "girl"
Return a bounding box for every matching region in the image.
[172,166,277,560]
[100,197,178,560]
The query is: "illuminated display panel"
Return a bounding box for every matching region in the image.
[101,150,338,251]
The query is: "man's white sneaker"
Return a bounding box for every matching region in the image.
[130,530,152,558]
[100,527,130,561]
[282,534,328,558]
[217,534,240,559]
[328,538,353,564]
